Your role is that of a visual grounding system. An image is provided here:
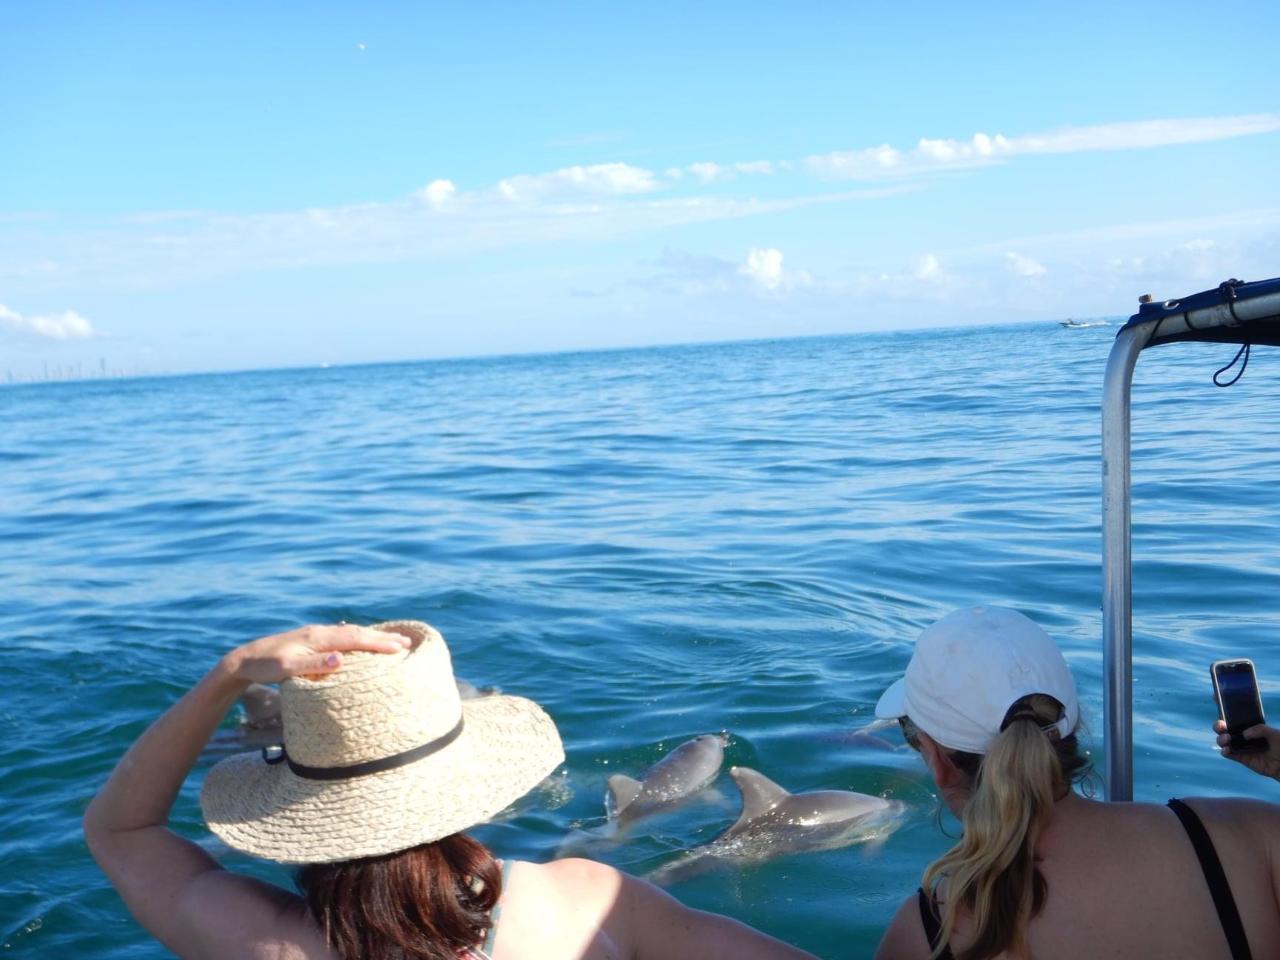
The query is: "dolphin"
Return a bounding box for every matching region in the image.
[606,734,727,830]
[239,683,283,730]
[812,718,903,752]
[844,729,902,752]
[648,765,904,885]
[454,678,490,701]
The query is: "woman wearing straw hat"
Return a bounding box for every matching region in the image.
[872,605,1280,960]
[85,621,816,960]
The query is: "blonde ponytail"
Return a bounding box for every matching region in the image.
[921,694,1085,960]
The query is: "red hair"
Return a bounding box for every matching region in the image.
[296,833,502,960]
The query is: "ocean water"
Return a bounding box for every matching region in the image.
[3,322,1279,959]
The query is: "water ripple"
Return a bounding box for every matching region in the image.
[4,324,1280,958]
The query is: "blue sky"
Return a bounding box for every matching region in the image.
[2,1,1278,378]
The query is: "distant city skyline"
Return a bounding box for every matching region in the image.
[3,1,1278,378]
[3,355,159,385]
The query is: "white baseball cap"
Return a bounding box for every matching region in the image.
[874,605,1079,754]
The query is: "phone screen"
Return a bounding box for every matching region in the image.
[1215,661,1265,743]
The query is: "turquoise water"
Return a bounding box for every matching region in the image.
[3,323,1279,958]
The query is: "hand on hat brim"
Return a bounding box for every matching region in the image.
[224,624,412,685]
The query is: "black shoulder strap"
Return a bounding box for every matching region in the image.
[917,887,955,960]
[1167,798,1253,960]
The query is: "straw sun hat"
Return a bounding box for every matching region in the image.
[201,621,564,864]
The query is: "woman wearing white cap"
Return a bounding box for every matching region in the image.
[872,605,1280,960]
[84,621,815,960]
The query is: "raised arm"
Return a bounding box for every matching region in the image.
[83,625,409,958]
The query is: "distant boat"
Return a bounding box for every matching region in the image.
[1059,318,1107,329]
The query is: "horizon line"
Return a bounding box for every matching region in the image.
[0,313,1119,389]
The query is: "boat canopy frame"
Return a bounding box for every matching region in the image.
[1102,276,1280,801]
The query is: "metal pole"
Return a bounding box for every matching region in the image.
[1101,322,1152,801]
[1145,289,1280,341]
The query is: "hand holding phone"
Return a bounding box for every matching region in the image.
[1211,659,1268,753]
[1214,720,1280,782]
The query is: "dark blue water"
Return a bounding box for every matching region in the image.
[3,323,1279,958]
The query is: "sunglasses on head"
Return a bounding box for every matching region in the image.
[898,716,923,752]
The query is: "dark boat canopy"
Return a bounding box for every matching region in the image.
[1120,276,1280,348]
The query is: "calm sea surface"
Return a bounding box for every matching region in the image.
[3,322,1280,958]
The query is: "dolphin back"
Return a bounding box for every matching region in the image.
[650,769,905,883]
[607,735,726,824]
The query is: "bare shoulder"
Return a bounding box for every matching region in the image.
[526,858,700,935]
[524,857,625,903]
[874,892,930,960]
[511,860,816,960]
[1180,794,1280,821]
[1180,795,1280,848]
[1084,796,1174,824]
[1066,795,1193,838]
[495,860,628,960]
[534,856,625,885]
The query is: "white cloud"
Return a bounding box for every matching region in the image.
[836,253,963,302]
[1004,251,1047,277]
[676,160,776,184]
[738,247,811,293]
[1010,115,1280,154]
[1105,238,1226,283]
[643,218,1278,321]
[740,247,785,290]
[13,107,1270,296]
[0,186,907,290]
[643,247,813,297]
[806,113,1280,180]
[951,207,1280,260]
[643,248,739,296]
[415,179,457,210]
[687,162,728,184]
[912,253,943,281]
[0,303,96,341]
[922,218,1280,316]
[806,143,904,179]
[496,162,660,202]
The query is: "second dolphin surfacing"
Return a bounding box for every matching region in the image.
[648,765,904,885]
[606,734,727,830]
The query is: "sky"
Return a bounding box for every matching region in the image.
[2,1,1278,379]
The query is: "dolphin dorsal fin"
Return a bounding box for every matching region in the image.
[607,775,643,816]
[239,683,281,727]
[730,766,790,828]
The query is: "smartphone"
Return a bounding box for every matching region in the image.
[1211,659,1267,753]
